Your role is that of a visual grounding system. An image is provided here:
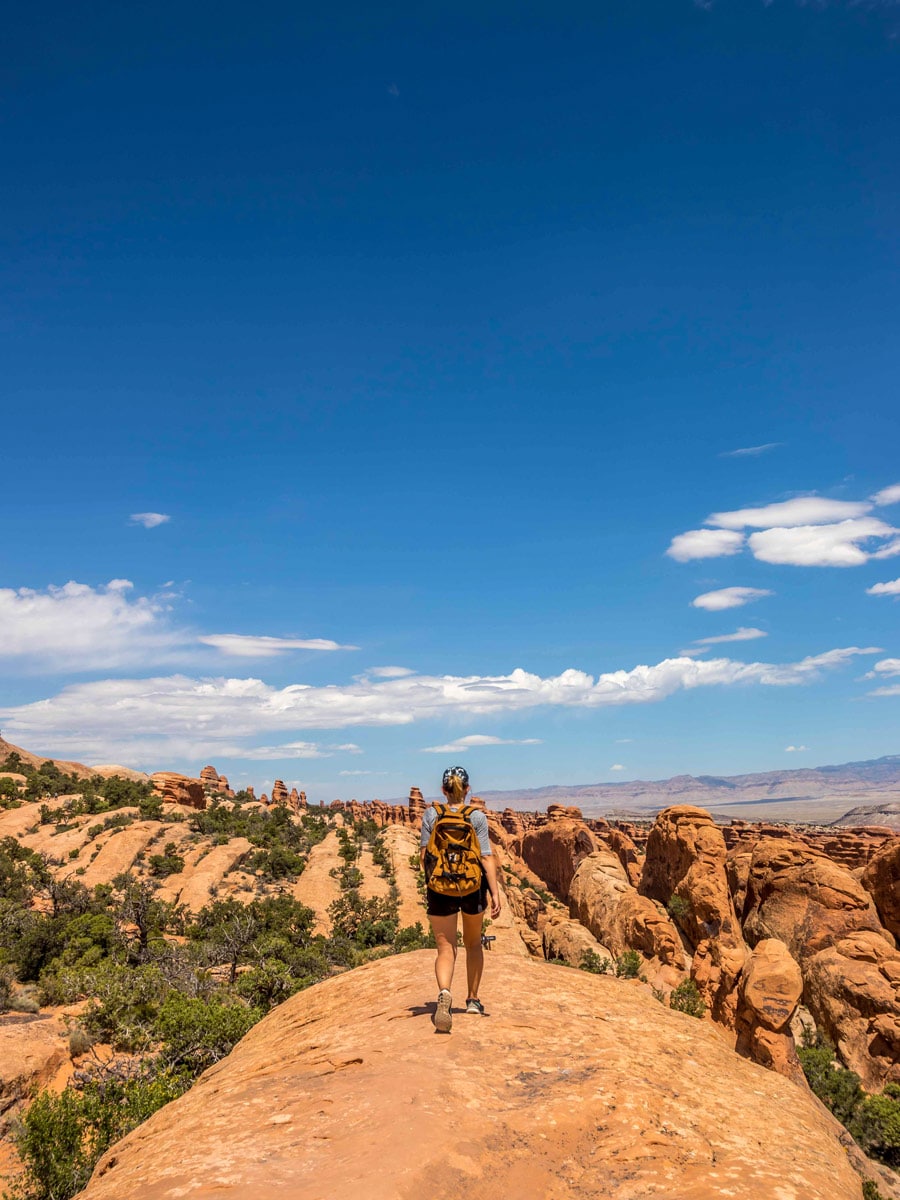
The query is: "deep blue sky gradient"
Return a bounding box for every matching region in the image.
[2,1,899,797]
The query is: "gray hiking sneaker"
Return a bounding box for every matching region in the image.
[433,989,452,1033]
[465,998,485,1015]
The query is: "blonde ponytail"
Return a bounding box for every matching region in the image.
[441,768,468,806]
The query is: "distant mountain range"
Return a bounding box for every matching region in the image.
[475,755,900,826]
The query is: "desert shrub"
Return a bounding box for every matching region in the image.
[244,845,305,880]
[862,1181,885,1200]
[579,950,613,975]
[0,963,16,1010]
[147,844,185,878]
[393,923,435,952]
[614,950,644,979]
[798,1041,865,1128]
[153,992,259,1071]
[328,891,398,948]
[666,894,690,922]
[669,978,706,1018]
[854,1084,900,1168]
[7,1070,185,1200]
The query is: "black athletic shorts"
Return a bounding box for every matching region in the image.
[426,876,489,917]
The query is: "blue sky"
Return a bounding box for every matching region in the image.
[2,0,899,801]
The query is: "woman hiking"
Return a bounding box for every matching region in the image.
[420,765,501,1033]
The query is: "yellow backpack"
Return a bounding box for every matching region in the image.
[424,804,483,897]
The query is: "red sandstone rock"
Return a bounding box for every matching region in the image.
[519,818,598,898]
[541,912,612,967]
[76,953,862,1200]
[735,938,804,1083]
[804,930,900,1090]
[861,837,900,940]
[150,772,206,809]
[271,780,289,807]
[742,836,898,1087]
[605,826,642,887]
[640,806,746,1025]
[569,850,685,989]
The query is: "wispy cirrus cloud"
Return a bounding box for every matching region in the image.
[0,647,878,766]
[421,733,543,753]
[691,627,768,647]
[719,443,783,459]
[198,634,358,656]
[130,512,170,529]
[691,586,773,611]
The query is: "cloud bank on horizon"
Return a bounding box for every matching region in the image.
[0,645,881,767]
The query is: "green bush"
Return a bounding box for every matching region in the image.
[669,978,706,1018]
[854,1084,900,1168]
[7,1071,185,1200]
[614,949,644,979]
[153,992,259,1072]
[862,1181,885,1200]
[579,950,613,975]
[147,844,185,878]
[666,894,690,922]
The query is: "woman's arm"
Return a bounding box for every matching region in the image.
[482,853,501,919]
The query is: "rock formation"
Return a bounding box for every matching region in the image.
[734,938,804,1083]
[519,815,598,898]
[569,849,685,989]
[270,779,289,807]
[75,952,863,1200]
[742,836,899,1087]
[150,772,206,809]
[861,837,900,940]
[640,806,745,1025]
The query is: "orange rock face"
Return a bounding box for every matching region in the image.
[519,818,598,899]
[640,806,745,1025]
[742,836,899,1087]
[77,953,862,1200]
[270,779,289,807]
[569,850,685,989]
[150,772,206,809]
[735,938,804,1083]
[861,837,900,940]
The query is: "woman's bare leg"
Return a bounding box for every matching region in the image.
[461,911,484,999]
[428,913,459,993]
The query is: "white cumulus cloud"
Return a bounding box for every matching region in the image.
[0,580,178,670]
[130,513,171,529]
[784,744,808,752]
[609,763,626,771]
[198,634,358,656]
[748,518,899,567]
[708,497,871,529]
[691,587,773,611]
[872,484,900,507]
[867,578,900,596]
[667,529,745,562]
[367,666,416,678]
[865,658,900,679]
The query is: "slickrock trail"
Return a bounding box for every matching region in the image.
[77,953,860,1200]
[291,829,344,935]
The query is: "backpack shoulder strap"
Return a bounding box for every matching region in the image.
[460,805,474,819]
[433,803,447,819]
